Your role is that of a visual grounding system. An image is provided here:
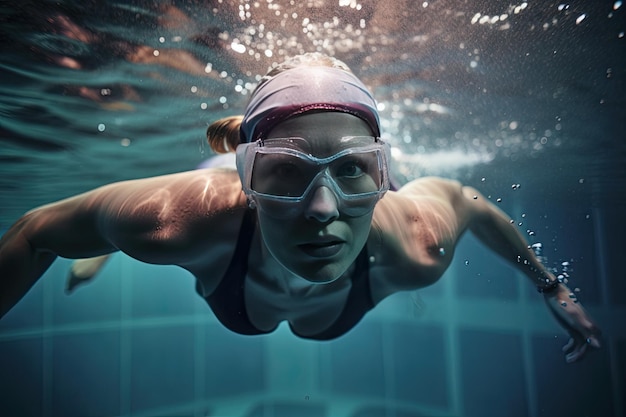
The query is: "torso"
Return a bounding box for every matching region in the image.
[172,170,466,338]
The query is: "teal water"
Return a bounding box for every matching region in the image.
[0,1,625,416]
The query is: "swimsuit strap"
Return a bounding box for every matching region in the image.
[205,209,269,335]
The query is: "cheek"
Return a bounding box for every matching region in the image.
[257,218,310,275]
[345,214,374,253]
[258,216,295,251]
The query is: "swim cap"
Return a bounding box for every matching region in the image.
[240,66,380,142]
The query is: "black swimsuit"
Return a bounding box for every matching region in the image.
[198,209,375,341]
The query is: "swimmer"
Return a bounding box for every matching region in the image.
[0,53,600,362]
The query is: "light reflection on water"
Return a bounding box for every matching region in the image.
[0,0,624,224]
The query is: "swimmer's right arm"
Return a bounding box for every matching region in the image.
[0,169,246,318]
[0,189,117,318]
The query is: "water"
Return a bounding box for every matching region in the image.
[0,1,625,417]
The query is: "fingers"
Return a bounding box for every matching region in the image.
[546,292,602,363]
[565,342,587,363]
[562,337,576,353]
[561,334,601,363]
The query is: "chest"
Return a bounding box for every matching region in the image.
[243,268,353,336]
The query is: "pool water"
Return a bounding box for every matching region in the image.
[0,1,624,416]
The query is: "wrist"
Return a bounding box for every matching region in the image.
[537,278,559,295]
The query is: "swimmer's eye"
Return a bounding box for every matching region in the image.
[271,162,301,178]
[335,160,365,179]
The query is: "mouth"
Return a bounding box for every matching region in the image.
[297,238,346,258]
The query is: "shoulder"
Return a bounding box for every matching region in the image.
[97,168,244,217]
[367,177,470,294]
[372,177,465,231]
[395,176,464,201]
[93,168,247,265]
[384,176,484,226]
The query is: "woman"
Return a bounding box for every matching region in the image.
[0,53,600,361]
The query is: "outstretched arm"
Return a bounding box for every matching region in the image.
[0,182,132,317]
[459,184,601,362]
[0,168,245,319]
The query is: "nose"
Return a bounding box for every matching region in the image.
[304,185,340,223]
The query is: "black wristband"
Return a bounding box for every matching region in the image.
[537,279,559,294]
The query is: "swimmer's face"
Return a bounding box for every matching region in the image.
[255,112,376,283]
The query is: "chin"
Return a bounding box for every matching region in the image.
[284,258,350,284]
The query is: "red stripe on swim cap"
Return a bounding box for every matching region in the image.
[240,66,380,142]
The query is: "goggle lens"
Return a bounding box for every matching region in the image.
[250,149,383,197]
[236,136,390,218]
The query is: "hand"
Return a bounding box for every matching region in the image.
[544,284,601,363]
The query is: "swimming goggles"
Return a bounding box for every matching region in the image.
[236,136,391,218]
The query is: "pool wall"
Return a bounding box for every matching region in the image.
[0,204,623,417]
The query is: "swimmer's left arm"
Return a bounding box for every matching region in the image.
[457,182,601,362]
[457,184,553,285]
